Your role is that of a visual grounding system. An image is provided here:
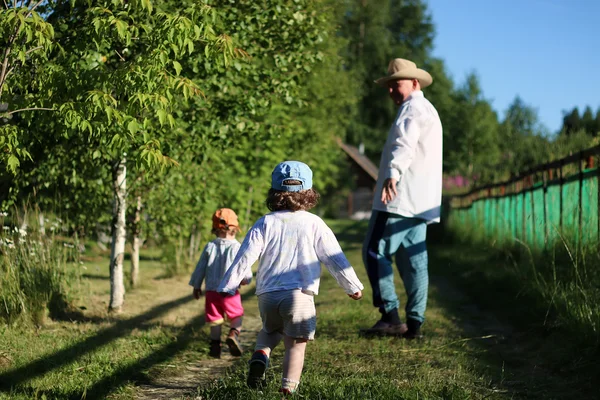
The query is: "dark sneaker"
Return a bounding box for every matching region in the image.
[247,350,269,389]
[402,319,423,340]
[226,328,243,356]
[279,387,295,396]
[360,320,408,336]
[209,340,221,358]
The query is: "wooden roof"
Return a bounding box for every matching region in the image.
[336,138,378,181]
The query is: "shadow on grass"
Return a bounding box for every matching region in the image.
[0,294,194,393]
[1,289,258,399]
[81,273,110,281]
[123,253,163,262]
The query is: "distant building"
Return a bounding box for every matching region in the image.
[336,139,378,220]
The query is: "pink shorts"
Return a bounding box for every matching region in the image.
[205,290,244,326]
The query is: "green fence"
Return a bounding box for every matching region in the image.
[447,147,600,248]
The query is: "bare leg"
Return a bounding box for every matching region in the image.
[281,335,308,392]
[254,328,283,357]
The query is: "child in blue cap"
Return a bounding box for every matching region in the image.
[218,160,364,395]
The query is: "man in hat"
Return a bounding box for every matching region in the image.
[361,58,443,339]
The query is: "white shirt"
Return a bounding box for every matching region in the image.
[189,238,251,291]
[217,211,364,296]
[373,90,443,223]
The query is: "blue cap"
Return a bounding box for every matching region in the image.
[271,161,313,192]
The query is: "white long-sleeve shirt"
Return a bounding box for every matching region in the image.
[217,211,364,296]
[373,90,443,223]
[188,238,251,291]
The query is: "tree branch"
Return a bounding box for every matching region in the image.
[3,0,9,9]
[25,45,43,55]
[2,107,55,116]
[0,1,46,98]
[26,0,43,18]
[115,49,126,62]
[0,47,11,99]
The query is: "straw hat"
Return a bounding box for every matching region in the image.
[374,58,433,88]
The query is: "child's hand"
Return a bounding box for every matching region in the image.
[240,278,250,286]
[348,291,362,300]
[193,288,202,300]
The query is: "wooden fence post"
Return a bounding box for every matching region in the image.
[578,151,584,244]
[559,159,564,231]
[522,177,527,241]
[543,166,549,245]
[530,174,536,245]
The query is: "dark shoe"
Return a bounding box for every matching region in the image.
[209,340,221,358]
[279,387,295,396]
[247,350,269,388]
[402,319,423,340]
[226,328,243,356]
[359,320,408,336]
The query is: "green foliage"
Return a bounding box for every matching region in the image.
[561,105,600,136]
[338,0,437,163]
[496,96,550,176]
[1,3,56,173]
[133,0,359,256]
[445,73,501,183]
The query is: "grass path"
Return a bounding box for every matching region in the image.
[0,220,597,399]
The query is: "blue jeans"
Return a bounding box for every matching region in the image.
[362,210,428,323]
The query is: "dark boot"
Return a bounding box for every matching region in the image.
[402,319,423,340]
[360,308,407,336]
[226,328,243,356]
[209,339,221,358]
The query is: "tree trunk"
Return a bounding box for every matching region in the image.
[38,213,45,236]
[177,224,184,271]
[188,223,197,263]
[109,157,127,312]
[244,186,254,231]
[130,194,142,288]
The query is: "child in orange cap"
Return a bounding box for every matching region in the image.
[189,208,252,358]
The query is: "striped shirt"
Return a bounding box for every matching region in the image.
[217,210,364,296]
[189,238,252,291]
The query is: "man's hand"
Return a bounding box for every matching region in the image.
[381,178,398,204]
[192,288,202,300]
[348,291,363,300]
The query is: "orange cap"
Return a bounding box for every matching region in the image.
[212,208,239,230]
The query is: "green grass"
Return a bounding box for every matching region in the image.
[1,219,598,399]
[432,220,600,399]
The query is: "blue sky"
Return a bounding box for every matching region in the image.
[426,0,600,135]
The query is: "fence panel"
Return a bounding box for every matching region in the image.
[447,148,600,249]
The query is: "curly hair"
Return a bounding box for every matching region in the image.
[266,180,320,212]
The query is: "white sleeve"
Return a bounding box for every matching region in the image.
[217,222,264,294]
[314,223,364,295]
[387,106,422,180]
[229,241,253,285]
[188,244,211,289]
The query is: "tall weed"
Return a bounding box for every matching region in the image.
[445,215,600,341]
[1,213,81,326]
